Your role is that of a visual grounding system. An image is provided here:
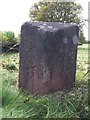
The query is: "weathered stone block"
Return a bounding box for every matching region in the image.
[18,21,79,95]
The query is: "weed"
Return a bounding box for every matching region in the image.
[4,63,17,71]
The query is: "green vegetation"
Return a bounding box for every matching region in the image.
[29,2,82,23]
[1,44,89,118]
[0,31,20,53]
[0,31,19,45]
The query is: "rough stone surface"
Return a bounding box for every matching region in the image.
[18,21,79,95]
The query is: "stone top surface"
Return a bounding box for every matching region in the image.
[22,21,77,32]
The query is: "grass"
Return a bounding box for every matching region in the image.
[0,44,89,118]
[76,44,90,84]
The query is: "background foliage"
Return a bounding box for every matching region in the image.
[0,31,19,45]
[0,31,20,52]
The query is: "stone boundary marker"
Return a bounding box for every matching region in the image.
[18,21,79,95]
